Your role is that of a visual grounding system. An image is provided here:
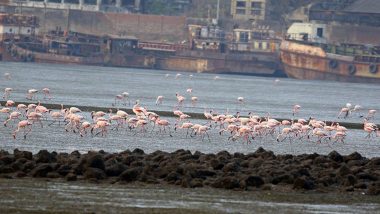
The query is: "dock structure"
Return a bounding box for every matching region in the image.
[9,0,141,13]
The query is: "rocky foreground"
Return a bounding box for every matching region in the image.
[0,148,379,195]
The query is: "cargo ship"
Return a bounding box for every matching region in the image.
[0,13,105,65]
[280,23,380,83]
[0,13,284,76]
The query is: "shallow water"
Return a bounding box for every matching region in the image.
[1,62,380,213]
[0,62,379,123]
[0,179,379,214]
[0,114,379,157]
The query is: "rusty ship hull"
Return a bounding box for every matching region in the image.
[154,50,281,76]
[280,40,380,83]
[9,44,104,66]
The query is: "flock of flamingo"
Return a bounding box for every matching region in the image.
[0,72,379,144]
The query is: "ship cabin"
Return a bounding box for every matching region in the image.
[188,24,227,53]
[285,22,327,44]
[105,35,138,54]
[0,13,38,42]
[40,31,102,57]
[230,27,279,53]
[285,22,380,63]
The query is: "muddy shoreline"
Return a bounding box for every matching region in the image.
[0,147,380,196]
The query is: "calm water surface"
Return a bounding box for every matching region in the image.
[1,62,380,213]
[1,179,379,214]
[0,62,379,122]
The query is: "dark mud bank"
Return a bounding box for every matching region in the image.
[1,148,380,195]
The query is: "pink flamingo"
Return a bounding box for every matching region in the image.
[4,111,21,127]
[174,122,193,138]
[42,88,53,100]
[276,127,294,142]
[80,121,92,137]
[26,89,38,100]
[292,104,301,116]
[191,96,198,107]
[175,93,185,108]
[155,117,172,137]
[338,107,351,119]
[332,131,346,143]
[13,120,33,139]
[49,110,64,126]
[5,100,15,108]
[3,88,12,99]
[91,120,110,137]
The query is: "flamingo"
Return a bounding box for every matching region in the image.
[49,110,64,126]
[91,111,106,121]
[338,107,351,119]
[79,121,92,137]
[237,97,244,104]
[175,93,185,108]
[4,73,11,80]
[27,112,44,127]
[204,110,213,119]
[156,95,164,105]
[174,122,193,138]
[276,127,294,142]
[116,109,129,120]
[193,125,211,142]
[42,88,52,100]
[26,89,38,100]
[69,107,81,114]
[121,92,130,106]
[155,117,172,136]
[0,107,11,115]
[132,101,147,117]
[311,128,330,143]
[5,100,15,107]
[4,111,21,127]
[113,94,123,106]
[12,120,33,139]
[364,125,376,139]
[365,109,376,120]
[292,105,301,116]
[332,131,346,143]
[3,88,12,99]
[191,96,198,107]
[91,120,110,137]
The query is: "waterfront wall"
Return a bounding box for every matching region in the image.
[0,5,187,42]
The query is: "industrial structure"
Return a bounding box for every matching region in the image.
[7,0,192,14]
[8,0,141,13]
[230,0,266,21]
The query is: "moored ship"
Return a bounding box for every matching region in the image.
[280,0,380,83]
[280,23,380,83]
[0,12,284,76]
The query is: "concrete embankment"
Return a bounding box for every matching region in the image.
[0,148,379,195]
[0,101,374,130]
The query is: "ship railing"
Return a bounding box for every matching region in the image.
[138,42,190,52]
[354,55,380,63]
